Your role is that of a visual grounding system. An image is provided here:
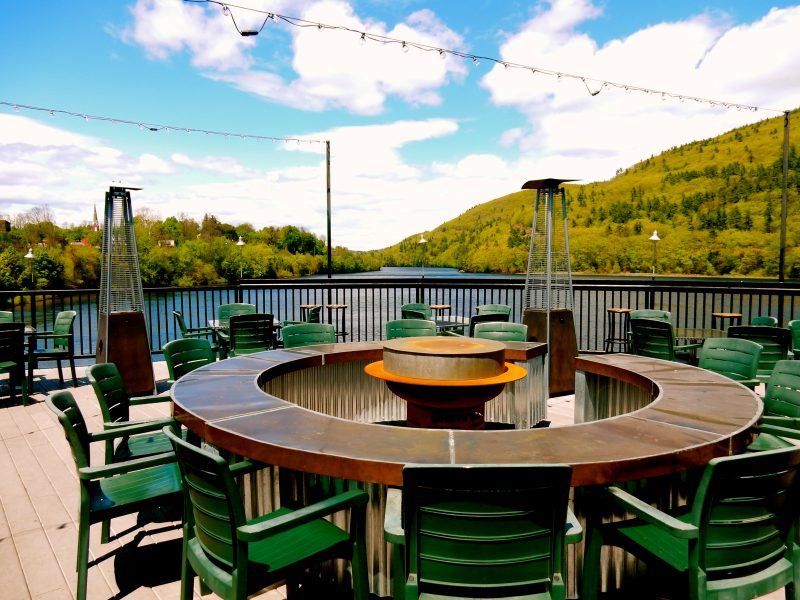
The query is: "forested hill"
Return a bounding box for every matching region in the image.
[373,110,800,278]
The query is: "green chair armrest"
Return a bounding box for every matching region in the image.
[77,451,176,480]
[238,489,369,542]
[90,419,178,441]
[603,486,698,539]
[755,422,800,440]
[675,342,702,351]
[229,459,264,477]
[129,393,171,405]
[30,331,73,340]
[760,415,800,428]
[103,416,176,431]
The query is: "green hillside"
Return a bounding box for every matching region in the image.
[372,110,800,278]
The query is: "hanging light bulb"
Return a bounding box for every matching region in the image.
[222,4,229,15]
[439,49,446,59]
[472,56,479,66]
[401,41,409,53]
[360,32,366,45]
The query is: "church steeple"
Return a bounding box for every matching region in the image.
[92,204,99,232]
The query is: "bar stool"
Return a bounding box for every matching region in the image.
[604,307,631,353]
[325,304,348,341]
[711,311,743,331]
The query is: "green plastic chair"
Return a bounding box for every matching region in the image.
[751,315,778,326]
[0,310,14,323]
[581,446,800,600]
[86,362,175,463]
[788,320,800,359]
[386,318,436,340]
[215,303,256,357]
[282,323,336,348]
[27,309,77,389]
[749,360,800,451]
[401,303,432,320]
[467,311,509,337]
[228,313,276,356]
[162,426,369,600]
[629,308,672,324]
[163,338,215,385]
[629,318,701,364]
[0,322,29,405]
[727,325,793,382]
[475,303,512,316]
[402,463,576,600]
[46,391,181,600]
[173,310,219,355]
[473,321,528,342]
[698,337,762,388]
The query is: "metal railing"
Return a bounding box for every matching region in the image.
[2,277,799,359]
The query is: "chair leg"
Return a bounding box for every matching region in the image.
[76,516,91,600]
[351,541,369,600]
[580,519,603,600]
[100,519,110,544]
[69,357,77,387]
[56,359,64,385]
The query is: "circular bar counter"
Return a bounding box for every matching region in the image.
[171,341,762,487]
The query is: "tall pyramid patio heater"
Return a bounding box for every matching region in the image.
[95,186,155,394]
[521,178,578,396]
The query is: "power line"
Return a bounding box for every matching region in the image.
[0,101,327,145]
[187,0,788,115]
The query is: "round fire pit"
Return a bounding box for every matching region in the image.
[364,337,526,429]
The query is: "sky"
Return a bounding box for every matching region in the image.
[1,0,799,251]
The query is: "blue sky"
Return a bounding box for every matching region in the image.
[1,0,798,250]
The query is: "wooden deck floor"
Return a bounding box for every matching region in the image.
[0,363,784,600]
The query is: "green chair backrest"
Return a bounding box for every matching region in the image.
[698,337,762,383]
[727,325,792,379]
[51,310,77,349]
[386,319,436,340]
[86,362,132,425]
[163,338,215,382]
[403,464,572,599]
[789,320,800,355]
[475,303,512,316]
[306,305,322,323]
[762,360,800,419]
[228,313,275,355]
[468,312,509,337]
[751,315,778,326]
[473,321,528,342]
[216,303,256,329]
[46,390,91,469]
[282,323,336,348]
[0,322,26,374]
[689,447,800,586]
[172,310,192,337]
[629,309,672,324]
[0,311,14,323]
[629,318,676,361]
[401,303,432,320]
[163,426,246,570]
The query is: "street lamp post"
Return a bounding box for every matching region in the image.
[418,233,427,279]
[236,236,245,280]
[24,248,34,287]
[649,230,660,280]
[648,230,660,309]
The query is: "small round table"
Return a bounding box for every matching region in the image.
[711,311,743,330]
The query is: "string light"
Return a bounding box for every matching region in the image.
[184,0,785,114]
[0,101,327,145]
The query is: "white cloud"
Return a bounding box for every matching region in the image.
[481,2,800,181]
[125,0,466,115]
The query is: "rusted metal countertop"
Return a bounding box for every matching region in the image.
[171,341,762,487]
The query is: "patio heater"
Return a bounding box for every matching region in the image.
[521,178,578,396]
[95,186,155,394]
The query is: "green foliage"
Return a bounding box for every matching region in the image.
[368,109,800,278]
